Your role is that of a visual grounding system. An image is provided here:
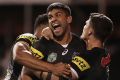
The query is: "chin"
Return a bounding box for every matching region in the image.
[54,32,62,37]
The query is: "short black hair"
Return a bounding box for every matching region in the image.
[34,13,48,30]
[89,13,113,42]
[47,2,71,16]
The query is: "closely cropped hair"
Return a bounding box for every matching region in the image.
[47,2,71,16]
[34,14,48,30]
[89,13,113,42]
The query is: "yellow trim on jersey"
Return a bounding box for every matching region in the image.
[72,56,90,71]
[30,46,44,59]
[17,33,38,45]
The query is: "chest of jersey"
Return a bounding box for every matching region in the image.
[43,41,82,64]
[35,35,86,64]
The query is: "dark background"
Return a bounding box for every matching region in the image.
[0,0,120,80]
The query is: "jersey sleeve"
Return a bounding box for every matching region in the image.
[71,48,109,80]
[31,37,48,60]
[70,55,91,78]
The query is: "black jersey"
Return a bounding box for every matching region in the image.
[33,33,86,80]
[71,47,110,80]
[34,33,86,64]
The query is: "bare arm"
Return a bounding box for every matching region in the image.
[13,41,54,72]
[21,66,77,80]
[13,41,71,76]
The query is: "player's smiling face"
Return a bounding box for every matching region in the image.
[48,9,71,37]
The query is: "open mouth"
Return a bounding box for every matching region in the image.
[52,23,61,29]
[52,23,62,33]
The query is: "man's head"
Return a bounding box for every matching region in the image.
[47,2,72,38]
[34,13,48,38]
[81,13,113,43]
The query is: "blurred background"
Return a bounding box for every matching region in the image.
[0,0,120,80]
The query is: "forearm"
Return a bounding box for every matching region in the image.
[13,42,54,72]
[13,42,71,77]
[16,52,53,72]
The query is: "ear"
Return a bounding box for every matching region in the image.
[88,31,92,36]
[88,28,93,36]
[67,16,72,24]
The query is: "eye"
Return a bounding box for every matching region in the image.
[56,13,63,17]
[48,15,52,20]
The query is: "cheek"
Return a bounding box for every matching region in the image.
[82,30,87,37]
[82,27,87,34]
[49,22,52,27]
[81,26,88,37]
[83,25,89,34]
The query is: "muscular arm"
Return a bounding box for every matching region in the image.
[13,41,54,72]
[21,66,77,80]
[13,41,71,76]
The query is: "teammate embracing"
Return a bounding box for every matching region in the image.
[10,13,70,80]
[41,13,113,80]
[21,2,86,80]
[69,13,113,80]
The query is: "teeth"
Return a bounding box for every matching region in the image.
[53,23,59,27]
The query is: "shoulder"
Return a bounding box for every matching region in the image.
[33,37,51,51]
[88,47,106,56]
[72,33,86,44]
[71,33,86,49]
[35,37,50,44]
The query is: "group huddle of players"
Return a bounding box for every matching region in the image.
[6,2,113,80]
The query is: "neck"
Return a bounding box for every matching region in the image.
[54,26,72,45]
[86,36,103,50]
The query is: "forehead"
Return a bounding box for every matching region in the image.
[48,9,66,15]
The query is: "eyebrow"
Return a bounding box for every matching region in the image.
[55,11,64,14]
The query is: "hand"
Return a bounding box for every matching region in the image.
[41,27,53,40]
[51,62,71,77]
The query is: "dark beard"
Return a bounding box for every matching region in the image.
[52,30,66,41]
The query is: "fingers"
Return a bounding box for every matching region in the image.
[41,31,50,40]
[62,69,71,75]
[65,64,71,69]
[53,62,71,77]
[44,36,50,40]
[61,74,70,79]
[62,64,71,76]
[41,27,53,40]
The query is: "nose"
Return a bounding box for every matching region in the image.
[51,17,57,23]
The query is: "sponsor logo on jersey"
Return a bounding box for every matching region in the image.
[62,49,68,55]
[72,56,90,71]
[30,46,44,59]
[47,52,57,62]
